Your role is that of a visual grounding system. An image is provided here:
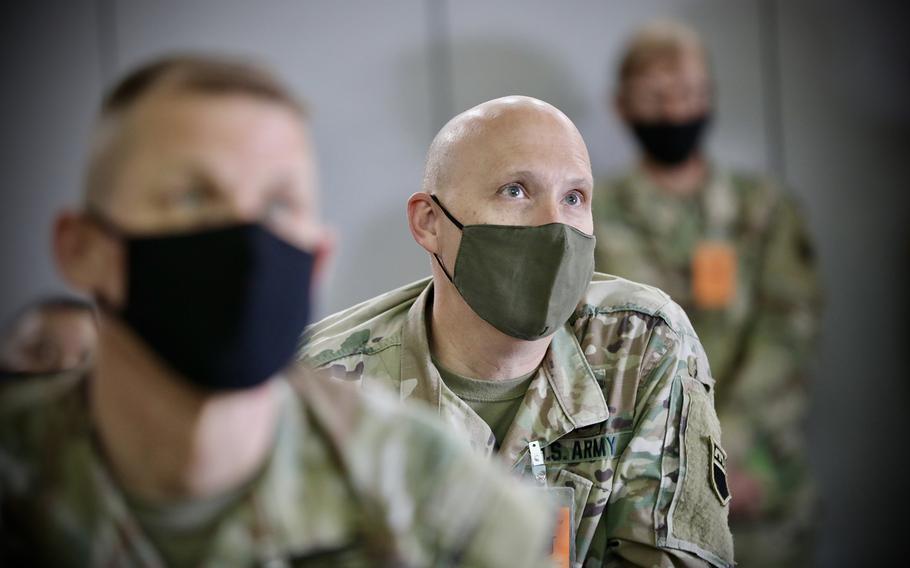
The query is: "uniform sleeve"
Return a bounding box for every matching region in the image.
[602,323,734,567]
[717,195,822,513]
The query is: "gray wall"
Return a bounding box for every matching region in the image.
[2,1,907,564]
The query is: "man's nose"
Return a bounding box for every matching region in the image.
[532,198,563,226]
[660,98,693,123]
[224,193,263,224]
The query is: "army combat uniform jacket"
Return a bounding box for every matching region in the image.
[594,167,821,566]
[0,369,555,567]
[301,274,735,567]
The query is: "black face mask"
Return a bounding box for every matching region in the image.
[630,115,710,166]
[91,215,315,391]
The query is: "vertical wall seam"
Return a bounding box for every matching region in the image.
[94,0,117,90]
[426,0,454,138]
[758,0,787,184]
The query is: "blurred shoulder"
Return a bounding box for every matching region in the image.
[0,370,87,438]
[301,278,429,367]
[0,370,89,494]
[289,370,554,566]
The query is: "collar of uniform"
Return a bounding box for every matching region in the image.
[65,373,172,566]
[540,323,610,430]
[399,281,609,464]
[82,378,360,565]
[205,378,363,563]
[497,324,609,467]
[399,280,441,404]
[620,162,729,238]
[399,281,498,455]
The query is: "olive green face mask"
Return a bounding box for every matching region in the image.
[430,194,595,340]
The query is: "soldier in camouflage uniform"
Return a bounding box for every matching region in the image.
[0,56,555,567]
[301,96,734,567]
[594,21,822,566]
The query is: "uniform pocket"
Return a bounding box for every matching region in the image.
[554,468,593,529]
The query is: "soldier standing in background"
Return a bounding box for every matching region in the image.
[594,20,822,567]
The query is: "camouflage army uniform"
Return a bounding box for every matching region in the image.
[0,368,556,567]
[301,274,735,567]
[594,166,822,566]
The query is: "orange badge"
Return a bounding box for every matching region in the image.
[691,241,737,309]
[550,505,572,568]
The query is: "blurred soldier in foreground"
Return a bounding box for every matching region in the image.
[302,95,734,567]
[594,20,822,566]
[0,297,96,378]
[0,55,555,567]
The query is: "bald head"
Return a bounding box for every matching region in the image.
[421,96,590,200]
[409,94,594,269]
[407,95,594,338]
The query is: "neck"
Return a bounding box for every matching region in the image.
[429,271,550,381]
[640,152,708,196]
[91,315,281,503]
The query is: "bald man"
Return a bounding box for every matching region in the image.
[301,96,734,567]
[0,58,556,567]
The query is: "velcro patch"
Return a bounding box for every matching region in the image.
[710,437,731,505]
[543,431,633,464]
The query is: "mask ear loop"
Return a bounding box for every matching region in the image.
[429,194,464,230]
[428,194,463,283]
[81,208,127,313]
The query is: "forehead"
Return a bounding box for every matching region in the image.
[455,110,591,181]
[123,89,310,158]
[627,49,709,87]
[97,89,315,218]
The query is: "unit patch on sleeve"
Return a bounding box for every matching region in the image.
[710,436,731,505]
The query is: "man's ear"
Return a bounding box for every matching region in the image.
[53,211,124,306]
[406,192,441,255]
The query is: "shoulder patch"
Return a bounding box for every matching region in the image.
[300,279,427,367]
[666,381,734,566]
[710,437,731,505]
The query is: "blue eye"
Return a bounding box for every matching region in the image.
[500,184,527,199]
[563,191,584,207]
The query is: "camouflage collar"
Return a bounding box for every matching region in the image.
[399,281,609,466]
[63,377,363,566]
[619,163,736,239]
